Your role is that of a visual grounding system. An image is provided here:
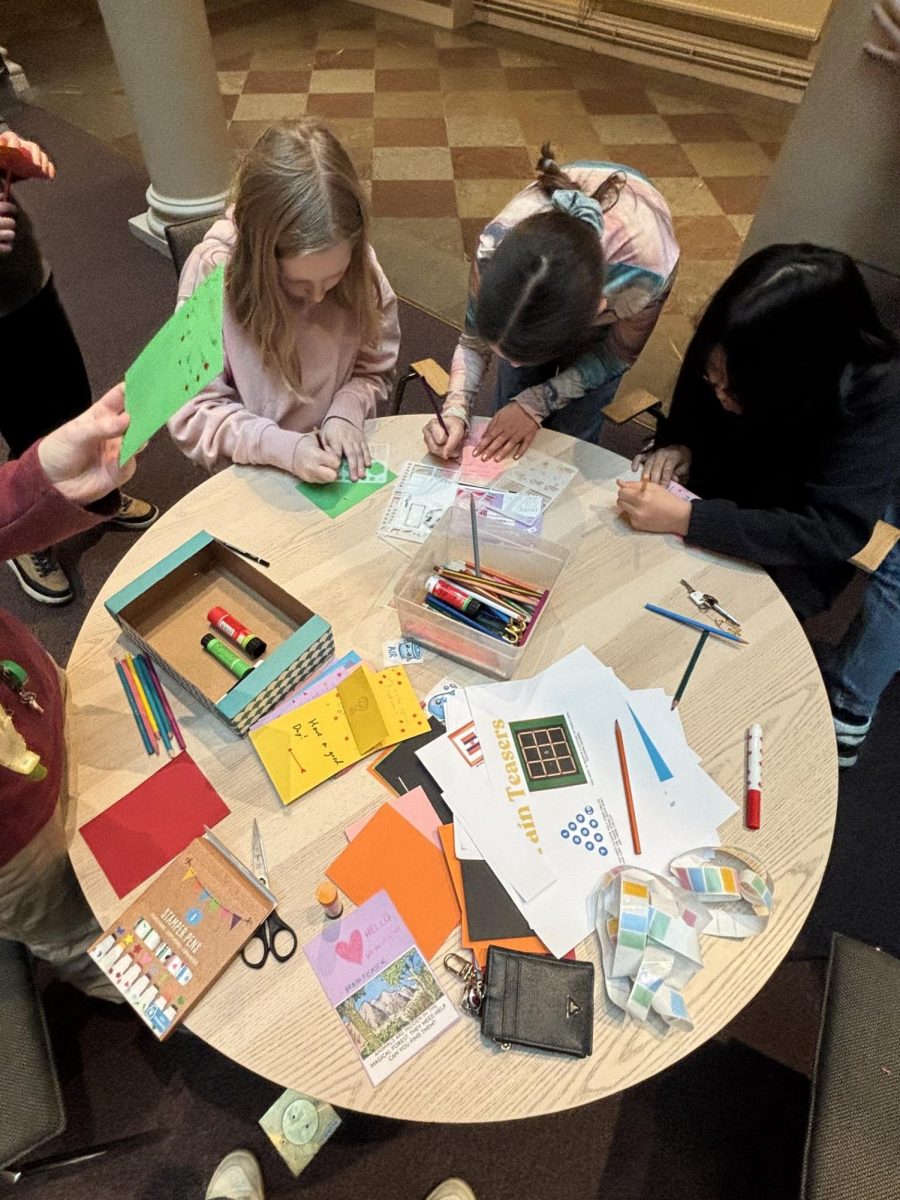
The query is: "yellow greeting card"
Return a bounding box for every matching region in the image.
[249,664,429,806]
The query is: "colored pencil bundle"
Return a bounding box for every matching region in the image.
[424,560,547,646]
[115,653,186,757]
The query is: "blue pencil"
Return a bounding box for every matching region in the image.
[644,603,748,645]
[115,660,154,755]
[133,654,173,753]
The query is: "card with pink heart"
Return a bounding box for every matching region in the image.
[303,890,458,1086]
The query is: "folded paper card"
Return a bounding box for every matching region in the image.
[79,753,230,898]
[303,890,457,1086]
[295,463,396,519]
[344,785,442,850]
[250,664,430,805]
[120,265,224,463]
[327,804,460,959]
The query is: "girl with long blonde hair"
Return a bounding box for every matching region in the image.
[169,120,399,482]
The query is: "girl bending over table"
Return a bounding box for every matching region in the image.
[617,244,900,767]
[423,143,679,463]
[169,120,400,483]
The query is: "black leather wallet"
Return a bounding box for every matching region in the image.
[479,946,594,1057]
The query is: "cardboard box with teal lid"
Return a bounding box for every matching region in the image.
[105,532,333,735]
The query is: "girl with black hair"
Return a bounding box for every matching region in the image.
[423,145,679,462]
[617,243,900,766]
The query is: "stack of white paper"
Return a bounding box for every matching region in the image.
[417,646,737,957]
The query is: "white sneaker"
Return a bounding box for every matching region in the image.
[204,1150,264,1200]
[425,1180,477,1200]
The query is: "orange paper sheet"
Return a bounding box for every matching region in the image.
[438,825,550,969]
[327,805,460,960]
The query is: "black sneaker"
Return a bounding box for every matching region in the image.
[109,494,160,531]
[832,705,872,769]
[7,549,74,605]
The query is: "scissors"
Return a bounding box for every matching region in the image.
[680,579,742,634]
[240,820,298,969]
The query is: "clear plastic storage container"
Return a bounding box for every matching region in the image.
[393,506,572,680]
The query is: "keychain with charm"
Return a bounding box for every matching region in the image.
[1,659,44,714]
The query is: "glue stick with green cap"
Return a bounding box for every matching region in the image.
[200,634,255,681]
[207,606,267,660]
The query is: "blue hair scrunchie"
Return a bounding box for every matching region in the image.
[550,188,604,236]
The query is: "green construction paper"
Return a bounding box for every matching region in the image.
[295,464,396,519]
[120,264,225,464]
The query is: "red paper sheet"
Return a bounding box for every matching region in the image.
[79,754,230,898]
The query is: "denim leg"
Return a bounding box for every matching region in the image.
[824,501,900,721]
[493,358,621,447]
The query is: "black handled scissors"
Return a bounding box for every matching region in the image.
[241,819,298,969]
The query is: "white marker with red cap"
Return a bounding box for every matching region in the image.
[746,723,763,829]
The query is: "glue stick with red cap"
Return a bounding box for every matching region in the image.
[746,723,763,829]
[207,606,266,660]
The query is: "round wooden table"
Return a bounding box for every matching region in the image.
[68,416,838,1123]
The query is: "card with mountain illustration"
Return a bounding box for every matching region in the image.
[303,890,457,1086]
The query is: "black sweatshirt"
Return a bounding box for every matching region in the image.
[654,359,900,618]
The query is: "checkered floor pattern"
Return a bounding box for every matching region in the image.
[114,0,796,397]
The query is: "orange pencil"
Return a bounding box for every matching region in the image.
[614,719,642,856]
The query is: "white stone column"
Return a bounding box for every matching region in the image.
[98,0,231,254]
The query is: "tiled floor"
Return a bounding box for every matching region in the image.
[7,0,797,400]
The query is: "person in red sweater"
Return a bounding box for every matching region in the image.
[0,383,138,997]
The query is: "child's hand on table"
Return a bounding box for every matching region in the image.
[320,416,370,481]
[423,414,466,461]
[294,436,341,484]
[475,401,540,461]
[616,479,692,535]
[631,443,692,486]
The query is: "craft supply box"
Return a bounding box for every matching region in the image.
[393,507,570,680]
[105,532,333,735]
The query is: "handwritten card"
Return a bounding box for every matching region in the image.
[303,891,457,1086]
[121,265,225,463]
[249,664,430,805]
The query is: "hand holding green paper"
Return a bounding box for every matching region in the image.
[119,265,225,464]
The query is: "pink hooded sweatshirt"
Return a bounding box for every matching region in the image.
[167,214,400,473]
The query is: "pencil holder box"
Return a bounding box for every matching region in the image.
[105,531,334,736]
[393,506,570,680]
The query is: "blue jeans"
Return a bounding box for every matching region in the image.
[494,358,622,446]
[824,501,900,722]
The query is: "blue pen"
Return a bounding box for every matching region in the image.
[425,595,508,641]
[115,660,154,755]
[133,654,174,752]
[644,603,748,644]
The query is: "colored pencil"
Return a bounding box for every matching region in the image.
[313,426,325,451]
[115,660,154,755]
[469,494,481,577]
[671,631,710,710]
[614,719,641,856]
[217,540,270,569]
[122,655,160,743]
[133,655,173,754]
[142,655,187,754]
[645,603,748,645]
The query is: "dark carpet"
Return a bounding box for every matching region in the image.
[4,102,899,1199]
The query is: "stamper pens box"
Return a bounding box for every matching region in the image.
[105,531,334,735]
[393,507,570,680]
